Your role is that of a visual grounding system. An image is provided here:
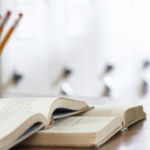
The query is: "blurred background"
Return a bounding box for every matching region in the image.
[1,0,150,99]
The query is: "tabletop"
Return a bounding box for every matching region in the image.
[8,96,150,150]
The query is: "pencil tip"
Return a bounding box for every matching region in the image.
[19,13,23,18]
[7,11,11,16]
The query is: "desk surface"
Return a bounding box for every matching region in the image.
[10,97,150,150]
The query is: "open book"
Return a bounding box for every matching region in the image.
[77,105,147,130]
[0,97,92,150]
[20,105,146,148]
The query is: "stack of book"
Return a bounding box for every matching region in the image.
[0,97,147,150]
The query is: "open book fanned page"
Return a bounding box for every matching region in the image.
[20,116,123,148]
[0,97,92,150]
[77,105,147,130]
[19,104,146,148]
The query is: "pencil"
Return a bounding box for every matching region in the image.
[0,15,3,37]
[0,13,23,56]
[0,11,11,36]
[0,15,2,23]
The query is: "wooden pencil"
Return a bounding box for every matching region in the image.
[0,11,11,36]
[0,13,22,56]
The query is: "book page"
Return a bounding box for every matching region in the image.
[0,98,58,120]
[78,105,134,120]
[77,105,147,128]
[21,116,122,147]
[1,123,43,150]
[40,116,121,133]
[0,111,43,149]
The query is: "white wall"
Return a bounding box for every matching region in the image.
[1,0,150,99]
